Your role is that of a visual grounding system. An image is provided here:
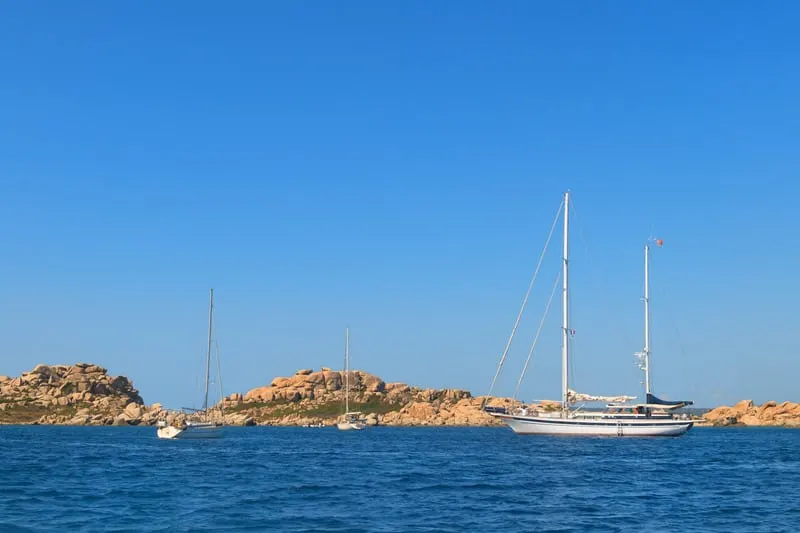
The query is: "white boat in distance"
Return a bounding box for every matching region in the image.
[156,420,222,439]
[157,289,224,440]
[337,327,366,431]
[485,191,693,437]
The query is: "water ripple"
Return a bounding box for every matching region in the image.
[0,426,798,532]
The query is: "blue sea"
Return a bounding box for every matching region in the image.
[0,426,798,532]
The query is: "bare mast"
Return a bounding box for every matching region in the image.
[561,191,570,414]
[203,288,214,411]
[344,327,350,413]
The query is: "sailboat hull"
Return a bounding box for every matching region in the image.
[336,422,366,431]
[157,423,223,440]
[495,414,692,437]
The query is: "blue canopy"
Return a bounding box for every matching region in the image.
[646,393,693,407]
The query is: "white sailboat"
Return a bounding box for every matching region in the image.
[337,327,366,431]
[157,288,224,439]
[485,191,693,437]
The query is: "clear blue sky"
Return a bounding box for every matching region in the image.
[1,2,798,408]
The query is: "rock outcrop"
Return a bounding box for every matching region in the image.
[222,368,523,427]
[0,363,150,425]
[2,364,621,428]
[0,363,256,427]
[380,396,515,426]
[702,400,800,427]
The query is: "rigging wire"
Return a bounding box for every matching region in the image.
[215,338,225,414]
[568,199,629,344]
[194,347,204,411]
[652,267,690,392]
[513,269,561,401]
[568,332,577,403]
[209,307,224,406]
[567,281,576,399]
[486,199,564,399]
[567,197,632,395]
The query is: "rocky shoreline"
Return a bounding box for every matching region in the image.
[698,399,800,427]
[0,363,147,426]
[2,363,799,428]
[221,367,525,427]
[0,363,520,427]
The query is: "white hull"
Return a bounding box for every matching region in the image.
[495,414,692,437]
[336,421,366,431]
[157,423,223,440]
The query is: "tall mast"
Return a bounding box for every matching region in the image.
[561,191,570,413]
[203,288,214,411]
[344,327,350,413]
[644,244,652,395]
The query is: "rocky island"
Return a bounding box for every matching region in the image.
[0,363,519,427]
[0,363,150,426]
[3,363,799,428]
[699,399,800,427]
[221,367,523,427]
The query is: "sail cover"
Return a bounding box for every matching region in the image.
[567,389,637,404]
[645,393,693,407]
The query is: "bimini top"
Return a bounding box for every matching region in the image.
[646,393,693,408]
[607,393,694,411]
[624,393,694,410]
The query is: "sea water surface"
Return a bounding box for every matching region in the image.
[0,426,798,532]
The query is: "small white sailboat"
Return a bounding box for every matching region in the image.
[485,191,693,437]
[337,327,366,431]
[157,288,224,439]
[156,418,222,440]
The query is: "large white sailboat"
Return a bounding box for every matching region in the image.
[485,191,693,437]
[157,288,224,439]
[337,327,366,431]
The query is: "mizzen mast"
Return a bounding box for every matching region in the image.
[637,238,663,396]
